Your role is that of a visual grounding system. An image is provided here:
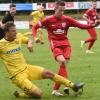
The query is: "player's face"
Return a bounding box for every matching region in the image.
[38,7,44,12]
[92,2,97,9]
[54,6,65,18]
[10,7,16,16]
[6,26,17,41]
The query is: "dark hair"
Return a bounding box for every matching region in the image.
[55,0,65,10]
[4,21,15,32]
[0,27,5,40]
[92,0,96,2]
[55,0,65,6]
[42,3,46,9]
[37,3,41,5]
[9,3,16,8]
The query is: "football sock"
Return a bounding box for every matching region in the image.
[59,64,68,78]
[88,40,95,50]
[54,64,68,90]
[85,38,94,43]
[54,83,60,90]
[38,31,43,42]
[17,92,30,98]
[52,74,74,88]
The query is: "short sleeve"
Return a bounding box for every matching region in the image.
[17,33,29,44]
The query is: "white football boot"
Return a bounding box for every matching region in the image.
[80,40,85,48]
[86,50,94,54]
[52,90,64,96]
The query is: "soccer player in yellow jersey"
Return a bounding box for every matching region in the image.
[32,5,44,44]
[25,5,45,44]
[0,22,84,99]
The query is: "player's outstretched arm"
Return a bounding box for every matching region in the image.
[97,14,100,19]
[83,14,93,24]
[68,17,99,29]
[27,39,33,52]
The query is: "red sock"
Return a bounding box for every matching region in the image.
[53,64,68,90]
[85,38,94,43]
[88,40,95,50]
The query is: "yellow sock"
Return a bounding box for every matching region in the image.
[52,74,74,88]
[38,30,44,42]
[18,93,31,98]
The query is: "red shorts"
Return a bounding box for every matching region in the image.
[52,45,71,60]
[87,28,97,38]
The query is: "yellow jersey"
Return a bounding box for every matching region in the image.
[31,10,44,23]
[0,33,29,78]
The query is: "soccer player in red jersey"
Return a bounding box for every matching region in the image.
[32,0,99,96]
[81,1,100,53]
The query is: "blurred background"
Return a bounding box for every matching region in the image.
[0,0,100,29]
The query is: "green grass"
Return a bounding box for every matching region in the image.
[0,13,88,21]
[0,28,100,100]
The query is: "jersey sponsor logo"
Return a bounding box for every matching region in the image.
[62,22,66,27]
[6,47,21,54]
[53,29,64,34]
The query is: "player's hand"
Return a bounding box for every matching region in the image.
[91,20,100,27]
[28,45,33,52]
[27,40,33,52]
[94,20,100,26]
[88,20,94,24]
[34,37,40,43]
[90,21,94,24]
[96,19,100,23]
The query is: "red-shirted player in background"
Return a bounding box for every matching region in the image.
[81,1,100,53]
[32,0,99,96]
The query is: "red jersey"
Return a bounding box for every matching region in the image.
[32,15,94,49]
[84,8,97,24]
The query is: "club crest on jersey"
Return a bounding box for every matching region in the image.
[62,22,66,27]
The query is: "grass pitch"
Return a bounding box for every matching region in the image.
[0,29,100,100]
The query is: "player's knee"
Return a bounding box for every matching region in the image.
[33,92,42,99]
[42,70,54,79]
[60,59,66,65]
[56,55,66,64]
[59,59,69,66]
[31,89,42,99]
[92,37,97,41]
[94,37,97,40]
